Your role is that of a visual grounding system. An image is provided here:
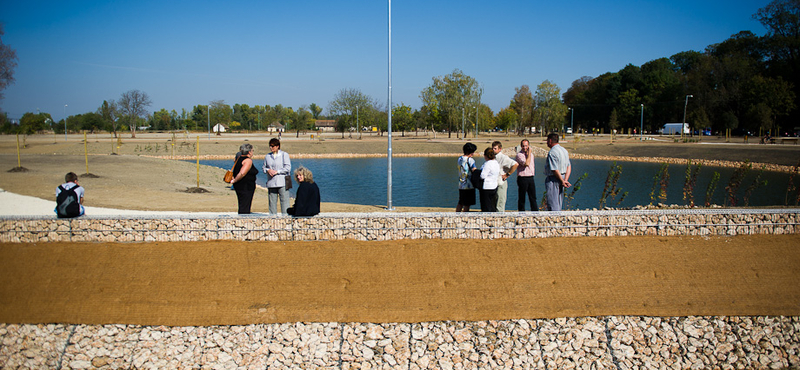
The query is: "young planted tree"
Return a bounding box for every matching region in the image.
[649,163,670,205]
[725,160,752,206]
[682,160,702,207]
[705,172,721,207]
[743,166,768,206]
[564,172,588,210]
[599,162,627,208]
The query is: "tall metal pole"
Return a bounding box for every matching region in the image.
[207,105,211,139]
[569,108,574,137]
[386,0,394,210]
[640,104,644,141]
[63,105,68,141]
[682,94,692,140]
[357,105,360,140]
[461,107,465,139]
[475,104,479,138]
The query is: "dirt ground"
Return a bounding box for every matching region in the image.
[1,132,799,213]
[1,133,799,326]
[0,235,797,326]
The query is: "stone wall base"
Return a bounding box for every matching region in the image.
[2,316,797,369]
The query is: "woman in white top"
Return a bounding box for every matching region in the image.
[479,147,500,212]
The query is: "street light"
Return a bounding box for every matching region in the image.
[356,105,360,139]
[63,105,68,141]
[568,107,574,136]
[472,106,477,138]
[207,105,211,139]
[682,94,693,139]
[640,104,644,141]
[461,107,465,139]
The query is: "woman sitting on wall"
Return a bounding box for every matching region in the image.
[287,166,320,217]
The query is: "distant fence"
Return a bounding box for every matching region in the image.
[1,209,798,243]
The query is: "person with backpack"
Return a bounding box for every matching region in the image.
[456,142,478,212]
[55,172,85,218]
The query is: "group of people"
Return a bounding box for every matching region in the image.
[54,135,570,218]
[457,133,572,212]
[229,138,320,216]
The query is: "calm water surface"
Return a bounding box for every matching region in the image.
[202,157,794,210]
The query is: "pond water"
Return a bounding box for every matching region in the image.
[201,157,795,210]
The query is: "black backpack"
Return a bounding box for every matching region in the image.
[56,185,82,218]
[470,169,484,190]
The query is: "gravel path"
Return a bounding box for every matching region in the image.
[2,316,798,369]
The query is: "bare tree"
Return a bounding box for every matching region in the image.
[0,24,18,102]
[117,89,152,138]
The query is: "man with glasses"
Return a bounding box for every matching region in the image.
[263,138,292,214]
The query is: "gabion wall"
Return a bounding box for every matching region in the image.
[1,209,798,243]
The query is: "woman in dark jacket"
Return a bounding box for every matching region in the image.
[287,166,320,217]
[229,143,258,214]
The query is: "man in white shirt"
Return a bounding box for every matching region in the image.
[492,141,518,212]
[544,133,572,211]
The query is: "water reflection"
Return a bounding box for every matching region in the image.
[201,157,793,210]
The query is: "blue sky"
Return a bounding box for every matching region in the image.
[1,0,768,121]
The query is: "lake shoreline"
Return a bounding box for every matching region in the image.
[146,152,798,174]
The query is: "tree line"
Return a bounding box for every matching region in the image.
[562,0,798,136]
[2,1,797,137]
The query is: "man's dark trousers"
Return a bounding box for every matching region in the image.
[517,176,538,211]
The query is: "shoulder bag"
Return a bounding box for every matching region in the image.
[224,157,240,183]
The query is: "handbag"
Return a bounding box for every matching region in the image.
[223,157,240,183]
[282,151,293,189]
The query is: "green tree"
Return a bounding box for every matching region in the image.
[150,109,173,131]
[562,76,593,131]
[533,80,568,132]
[209,100,232,127]
[617,88,641,130]
[510,85,534,135]
[294,106,313,136]
[495,107,518,132]
[392,103,414,137]
[19,112,52,134]
[420,69,483,138]
[97,100,119,136]
[308,103,323,119]
[327,88,378,138]
[77,112,104,133]
[754,0,800,95]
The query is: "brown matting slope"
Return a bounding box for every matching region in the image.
[1,235,798,326]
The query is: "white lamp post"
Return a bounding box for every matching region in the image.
[640,104,644,141]
[683,94,693,139]
[63,105,68,141]
[569,107,574,136]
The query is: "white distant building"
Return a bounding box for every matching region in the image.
[213,123,228,133]
[661,123,689,135]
